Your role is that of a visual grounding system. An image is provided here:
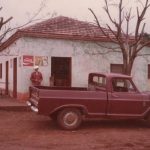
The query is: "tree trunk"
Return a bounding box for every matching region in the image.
[123,56,135,75]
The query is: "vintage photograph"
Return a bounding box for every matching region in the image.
[0,0,150,149]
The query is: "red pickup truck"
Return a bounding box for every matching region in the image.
[27,73,150,130]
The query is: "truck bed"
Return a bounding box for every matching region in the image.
[29,85,107,116]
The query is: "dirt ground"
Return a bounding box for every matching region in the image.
[0,110,149,150]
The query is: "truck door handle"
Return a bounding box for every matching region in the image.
[112,94,119,98]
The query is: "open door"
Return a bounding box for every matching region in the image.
[51,57,71,86]
[13,58,17,98]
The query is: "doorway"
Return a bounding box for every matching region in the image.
[51,57,71,86]
[13,58,17,98]
[5,61,9,95]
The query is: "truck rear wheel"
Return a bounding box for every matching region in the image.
[57,108,82,130]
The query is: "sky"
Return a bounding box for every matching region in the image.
[1,0,104,24]
[1,0,150,33]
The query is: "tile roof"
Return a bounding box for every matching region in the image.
[0,16,115,51]
[21,16,114,40]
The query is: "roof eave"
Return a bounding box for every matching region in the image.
[0,31,113,52]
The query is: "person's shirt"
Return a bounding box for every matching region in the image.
[30,71,43,86]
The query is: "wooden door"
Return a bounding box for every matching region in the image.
[51,57,71,86]
[13,58,17,98]
[5,61,9,95]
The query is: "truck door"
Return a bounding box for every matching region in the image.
[87,74,108,115]
[108,78,147,117]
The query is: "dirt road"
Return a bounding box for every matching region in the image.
[0,110,149,150]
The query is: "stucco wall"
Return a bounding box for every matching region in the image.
[1,37,150,99]
[18,37,123,91]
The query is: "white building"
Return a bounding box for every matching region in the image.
[0,16,150,101]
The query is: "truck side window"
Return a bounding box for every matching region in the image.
[93,76,106,86]
[89,75,106,91]
[112,78,135,92]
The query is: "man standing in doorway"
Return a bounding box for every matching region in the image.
[30,66,43,86]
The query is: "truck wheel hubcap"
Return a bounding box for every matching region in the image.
[63,112,78,126]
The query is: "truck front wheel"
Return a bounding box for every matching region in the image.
[57,108,82,130]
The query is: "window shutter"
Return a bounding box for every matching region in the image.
[111,64,123,74]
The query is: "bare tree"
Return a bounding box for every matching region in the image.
[0,0,50,46]
[0,7,13,43]
[89,0,150,75]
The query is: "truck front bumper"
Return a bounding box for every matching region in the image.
[26,101,38,113]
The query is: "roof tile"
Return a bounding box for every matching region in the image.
[21,16,113,39]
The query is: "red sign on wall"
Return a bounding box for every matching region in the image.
[23,55,34,66]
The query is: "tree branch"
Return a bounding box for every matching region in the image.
[89,8,118,43]
[96,42,120,50]
[0,0,51,44]
[0,28,12,42]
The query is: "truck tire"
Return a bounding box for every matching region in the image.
[57,108,82,130]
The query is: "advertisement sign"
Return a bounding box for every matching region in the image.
[23,55,34,66]
[35,56,48,66]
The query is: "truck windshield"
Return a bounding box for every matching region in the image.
[112,78,136,92]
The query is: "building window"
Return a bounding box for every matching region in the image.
[148,65,150,79]
[0,63,2,78]
[110,64,123,74]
